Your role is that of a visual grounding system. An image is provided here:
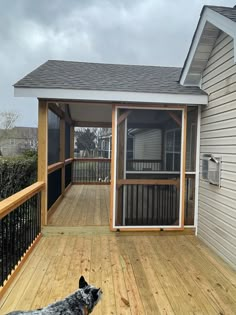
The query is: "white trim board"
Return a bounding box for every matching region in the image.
[14,87,208,105]
[180,7,236,86]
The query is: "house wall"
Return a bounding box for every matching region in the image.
[199,32,236,269]
[133,129,162,160]
[0,127,37,157]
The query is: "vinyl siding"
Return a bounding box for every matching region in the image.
[133,129,162,160]
[199,32,236,269]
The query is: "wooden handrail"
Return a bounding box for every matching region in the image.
[65,158,73,165]
[0,181,45,219]
[48,162,64,174]
[117,179,179,186]
[73,158,111,162]
[48,159,74,173]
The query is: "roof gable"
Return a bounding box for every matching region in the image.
[180,5,236,86]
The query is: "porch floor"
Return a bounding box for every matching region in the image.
[1,233,236,314]
[48,185,110,226]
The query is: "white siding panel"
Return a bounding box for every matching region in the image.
[205,72,236,96]
[201,127,236,139]
[133,129,162,160]
[199,32,236,269]
[200,118,236,132]
[200,137,236,146]
[203,49,234,76]
[208,36,232,63]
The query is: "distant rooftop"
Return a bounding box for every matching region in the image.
[14,60,206,96]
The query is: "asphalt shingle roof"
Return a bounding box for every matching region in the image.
[206,5,236,22]
[14,60,206,96]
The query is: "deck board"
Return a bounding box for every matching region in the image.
[1,234,236,315]
[48,185,110,226]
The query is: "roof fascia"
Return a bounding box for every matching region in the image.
[14,87,208,105]
[180,7,236,86]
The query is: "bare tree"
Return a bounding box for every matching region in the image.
[0,111,19,130]
[0,111,19,155]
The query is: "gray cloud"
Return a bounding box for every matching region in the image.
[0,0,235,126]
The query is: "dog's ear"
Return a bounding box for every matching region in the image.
[79,276,88,288]
[92,288,100,301]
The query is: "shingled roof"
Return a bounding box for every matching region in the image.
[14,60,205,96]
[206,5,236,22]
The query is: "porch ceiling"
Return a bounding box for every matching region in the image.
[68,101,112,126]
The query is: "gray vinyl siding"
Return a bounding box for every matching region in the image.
[199,32,236,269]
[133,129,162,160]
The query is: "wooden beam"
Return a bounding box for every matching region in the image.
[117,110,132,125]
[74,121,112,128]
[180,106,187,228]
[116,179,179,187]
[48,103,73,125]
[48,103,65,118]
[168,111,182,127]
[60,117,65,195]
[109,105,116,231]
[38,100,48,225]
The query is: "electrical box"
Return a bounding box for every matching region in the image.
[208,156,221,186]
[202,154,221,186]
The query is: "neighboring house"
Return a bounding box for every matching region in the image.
[13,5,236,268]
[0,127,37,156]
[98,134,112,158]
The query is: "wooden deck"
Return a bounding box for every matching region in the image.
[1,232,236,314]
[48,185,110,226]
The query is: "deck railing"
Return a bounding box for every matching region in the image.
[73,158,111,183]
[116,179,179,226]
[126,159,162,171]
[0,182,44,291]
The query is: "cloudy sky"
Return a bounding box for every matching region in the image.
[0,0,235,127]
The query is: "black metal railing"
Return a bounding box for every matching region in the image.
[0,183,42,287]
[126,159,162,171]
[73,158,111,183]
[48,168,62,210]
[65,162,72,188]
[118,184,179,226]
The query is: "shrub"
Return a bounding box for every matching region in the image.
[0,155,37,200]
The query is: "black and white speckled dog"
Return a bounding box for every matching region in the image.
[6,276,102,315]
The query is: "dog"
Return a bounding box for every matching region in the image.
[6,276,102,315]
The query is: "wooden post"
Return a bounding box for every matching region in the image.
[180,105,187,228]
[60,118,65,195]
[109,105,116,231]
[38,100,48,225]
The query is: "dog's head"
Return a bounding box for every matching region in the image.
[78,276,102,313]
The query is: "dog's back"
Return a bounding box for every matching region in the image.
[6,276,102,315]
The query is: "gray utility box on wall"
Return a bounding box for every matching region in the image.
[202,154,221,186]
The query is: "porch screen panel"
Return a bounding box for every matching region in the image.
[48,110,60,165]
[115,108,183,227]
[186,107,197,172]
[65,122,71,159]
